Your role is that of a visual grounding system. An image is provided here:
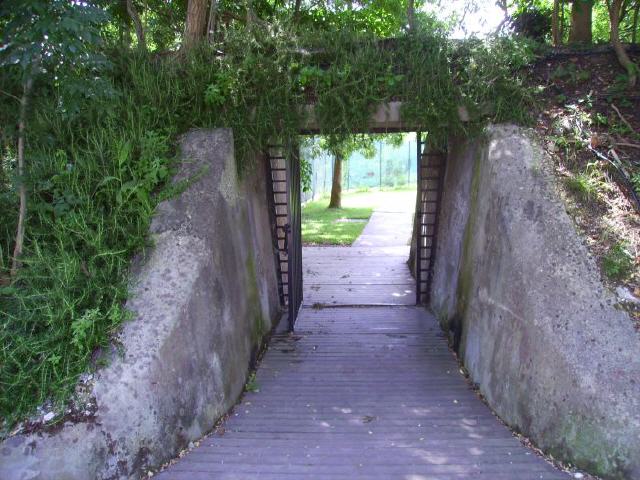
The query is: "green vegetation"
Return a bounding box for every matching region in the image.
[302,198,373,245]
[245,372,260,393]
[302,188,415,245]
[0,0,539,429]
[602,242,634,280]
[564,171,601,201]
[0,0,635,442]
[508,0,639,85]
[302,133,405,208]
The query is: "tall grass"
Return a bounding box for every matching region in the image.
[0,52,225,426]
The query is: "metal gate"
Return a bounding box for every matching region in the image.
[415,134,446,305]
[266,144,303,331]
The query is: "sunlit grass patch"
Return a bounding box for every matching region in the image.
[302,199,372,245]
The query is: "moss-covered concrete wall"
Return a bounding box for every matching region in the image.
[0,129,281,480]
[431,125,640,480]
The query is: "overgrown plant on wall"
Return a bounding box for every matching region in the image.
[0,1,535,430]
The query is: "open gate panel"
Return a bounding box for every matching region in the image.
[266,149,289,308]
[416,135,446,305]
[265,145,303,331]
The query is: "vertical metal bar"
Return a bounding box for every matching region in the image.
[265,150,286,307]
[415,132,423,305]
[407,140,411,185]
[312,155,317,201]
[323,155,327,194]
[286,140,303,332]
[379,140,382,189]
[346,157,350,191]
[286,148,295,331]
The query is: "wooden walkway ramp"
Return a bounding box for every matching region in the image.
[156,206,567,480]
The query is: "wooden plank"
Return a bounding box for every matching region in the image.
[303,284,415,306]
[156,306,567,480]
[303,246,409,257]
[156,209,567,480]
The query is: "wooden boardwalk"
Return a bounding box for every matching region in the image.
[156,206,567,480]
[303,246,415,306]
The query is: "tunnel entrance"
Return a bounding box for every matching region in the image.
[265,131,447,330]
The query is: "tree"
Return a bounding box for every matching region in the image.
[553,0,562,45]
[126,0,147,51]
[207,0,219,42]
[607,0,638,85]
[632,0,640,43]
[183,0,209,51]
[0,0,106,276]
[569,0,594,43]
[329,149,344,208]
[297,0,421,37]
[408,0,416,31]
[307,134,404,209]
[511,3,553,39]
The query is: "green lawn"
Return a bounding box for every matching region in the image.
[301,188,415,245]
[302,200,372,245]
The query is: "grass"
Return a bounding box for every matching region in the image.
[301,189,415,245]
[302,199,372,245]
[602,243,634,281]
[564,171,601,202]
[0,56,184,429]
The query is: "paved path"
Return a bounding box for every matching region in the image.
[304,194,415,306]
[352,208,413,248]
[156,200,567,479]
[303,245,414,306]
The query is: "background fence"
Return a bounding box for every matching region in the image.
[301,133,418,202]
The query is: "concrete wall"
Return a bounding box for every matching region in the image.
[0,129,281,479]
[431,125,640,480]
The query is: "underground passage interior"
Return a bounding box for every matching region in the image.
[152,129,572,480]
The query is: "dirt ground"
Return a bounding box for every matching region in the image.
[527,47,640,330]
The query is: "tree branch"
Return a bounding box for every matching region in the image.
[607,0,638,86]
[207,0,218,43]
[126,0,147,52]
[11,71,34,277]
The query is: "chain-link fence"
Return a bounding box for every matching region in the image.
[301,134,418,202]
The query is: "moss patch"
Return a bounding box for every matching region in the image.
[453,138,486,355]
[551,415,631,479]
[244,255,268,348]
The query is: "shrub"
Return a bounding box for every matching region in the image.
[602,243,634,280]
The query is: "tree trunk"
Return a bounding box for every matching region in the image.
[293,0,302,23]
[560,0,566,41]
[632,1,639,44]
[328,152,342,209]
[11,73,34,277]
[246,0,256,29]
[608,0,638,86]
[407,0,415,31]
[119,5,132,48]
[126,0,147,51]
[552,0,562,45]
[207,0,218,42]
[569,0,594,44]
[182,0,209,52]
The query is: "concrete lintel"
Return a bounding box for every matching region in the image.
[300,101,410,134]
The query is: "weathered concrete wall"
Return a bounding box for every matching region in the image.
[431,125,640,480]
[0,129,281,479]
